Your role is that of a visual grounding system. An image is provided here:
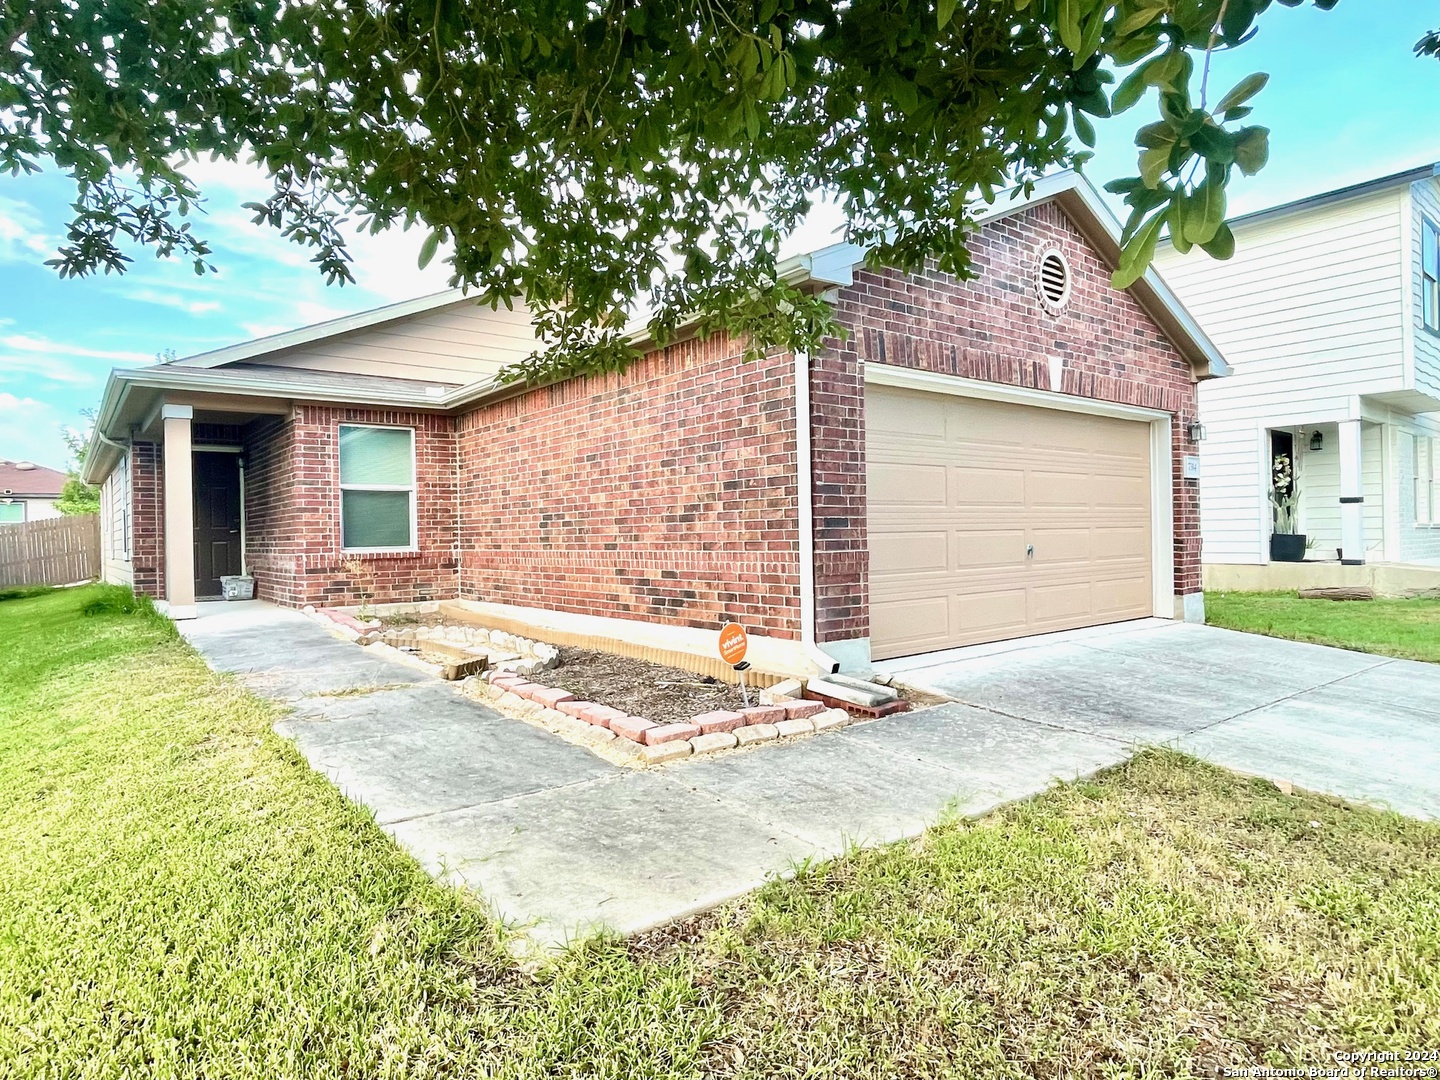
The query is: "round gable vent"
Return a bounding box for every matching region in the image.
[1035,247,1072,315]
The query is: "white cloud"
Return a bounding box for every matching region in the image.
[1,334,154,363]
[0,197,51,263]
[0,334,155,396]
[239,322,294,340]
[0,392,68,470]
[126,288,224,316]
[0,353,105,387]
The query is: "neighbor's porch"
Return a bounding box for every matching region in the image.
[1205,409,1440,593]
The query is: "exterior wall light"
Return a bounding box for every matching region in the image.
[1187,421,1205,443]
[1309,430,1324,452]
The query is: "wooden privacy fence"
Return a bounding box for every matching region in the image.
[0,514,100,588]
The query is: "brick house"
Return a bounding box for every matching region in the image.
[83,172,1227,672]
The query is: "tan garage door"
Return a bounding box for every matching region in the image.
[867,385,1154,660]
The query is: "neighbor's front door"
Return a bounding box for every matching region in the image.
[193,453,242,598]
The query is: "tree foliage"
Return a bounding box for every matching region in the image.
[0,0,1424,382]
[55,410,100,516]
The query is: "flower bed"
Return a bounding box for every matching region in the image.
[312,608,863,766]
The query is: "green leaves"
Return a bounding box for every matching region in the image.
[7,0,1322,383]
[1057,0,1083,53]
[417,229,442,270]
[1233,126,1271,175]
[1183,177,1226,245]
[1113,209,1166,289]
[1214,72,1269,116]
[1201,221,1236,259]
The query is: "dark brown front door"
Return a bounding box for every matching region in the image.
[193,453,242,598]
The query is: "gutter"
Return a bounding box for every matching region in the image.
[793,349,841,675]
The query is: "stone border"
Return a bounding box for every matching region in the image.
[309,607,856,766]
[465,668,853,767]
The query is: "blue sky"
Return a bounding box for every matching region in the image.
[1,0,1437,472]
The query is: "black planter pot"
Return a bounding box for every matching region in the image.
[1270,533,1307,562]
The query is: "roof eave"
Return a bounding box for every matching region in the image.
[1221,162,1440,232]
[82,366,461,484]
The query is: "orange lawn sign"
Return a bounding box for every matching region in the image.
[718,622,748,666]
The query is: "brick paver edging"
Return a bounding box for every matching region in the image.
[469,668,852,767]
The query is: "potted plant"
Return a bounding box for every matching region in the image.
[1268,453,1306,562]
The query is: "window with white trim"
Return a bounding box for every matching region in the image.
[1424,218,1440,333]
[339,425,416,551]
[0,501,23,524]
[1414,434,1436,526]
[121,452,132,557]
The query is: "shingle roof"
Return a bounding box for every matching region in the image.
[0,460,67,496]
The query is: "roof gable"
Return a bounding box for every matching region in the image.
[0,460,67,495]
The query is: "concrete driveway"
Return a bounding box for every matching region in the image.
[183,605,1439,948]
[877,617,1440,821]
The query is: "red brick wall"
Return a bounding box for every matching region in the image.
[813,199,1203,643]
[456,336,802,637]
[241,406,459,607]
[129,442,164,598]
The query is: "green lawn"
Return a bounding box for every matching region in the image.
[3,585,1439,1076]
[1207,590,1440,663]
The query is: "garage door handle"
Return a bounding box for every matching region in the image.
[1026,545,1034,559]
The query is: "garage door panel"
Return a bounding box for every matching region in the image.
[954,530,1026,568]
[955,589,1029,636]
[870,462,950,506]
[869,388,948,437]
[871,531,948,574]
[1029,582,1095,624]
[1027,471,1095,508]
[1029,527,1092,563]
[1092,475,1149,507]
[951,467,1026,506]
[1093,525,1149,560]
[868,384,1157,660]
[870,596,951,654]
[1094,578,1152,616]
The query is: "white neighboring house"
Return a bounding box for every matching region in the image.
[0,459,67,524]
[1154,162,1440,577]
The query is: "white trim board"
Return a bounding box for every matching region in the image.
[863,362,1177,621]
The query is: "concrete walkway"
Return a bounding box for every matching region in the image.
[181,604,1440,948]
[877,618,1440,821]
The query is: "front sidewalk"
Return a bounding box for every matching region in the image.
[179,602,1129,947]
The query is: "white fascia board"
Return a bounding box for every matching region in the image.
[81,370,134,486]
[1137,267,1231,378]
[969,170,1088,228]
[117,365,454,406]
[170,289,470,369]
[82,364,461,486]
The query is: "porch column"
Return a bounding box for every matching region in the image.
[162,404,197,619]
[1338,418,1365,565]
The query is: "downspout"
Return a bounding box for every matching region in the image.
[794,349,840,675]
[238,456,248,576]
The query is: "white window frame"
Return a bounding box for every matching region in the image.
[338,424,418,554]
[1424,217,1440,335]
[0,500,25,524]
[1414,434,1436,527]
[119,451,132,559]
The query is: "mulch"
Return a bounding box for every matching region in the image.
[525,647,754,723]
